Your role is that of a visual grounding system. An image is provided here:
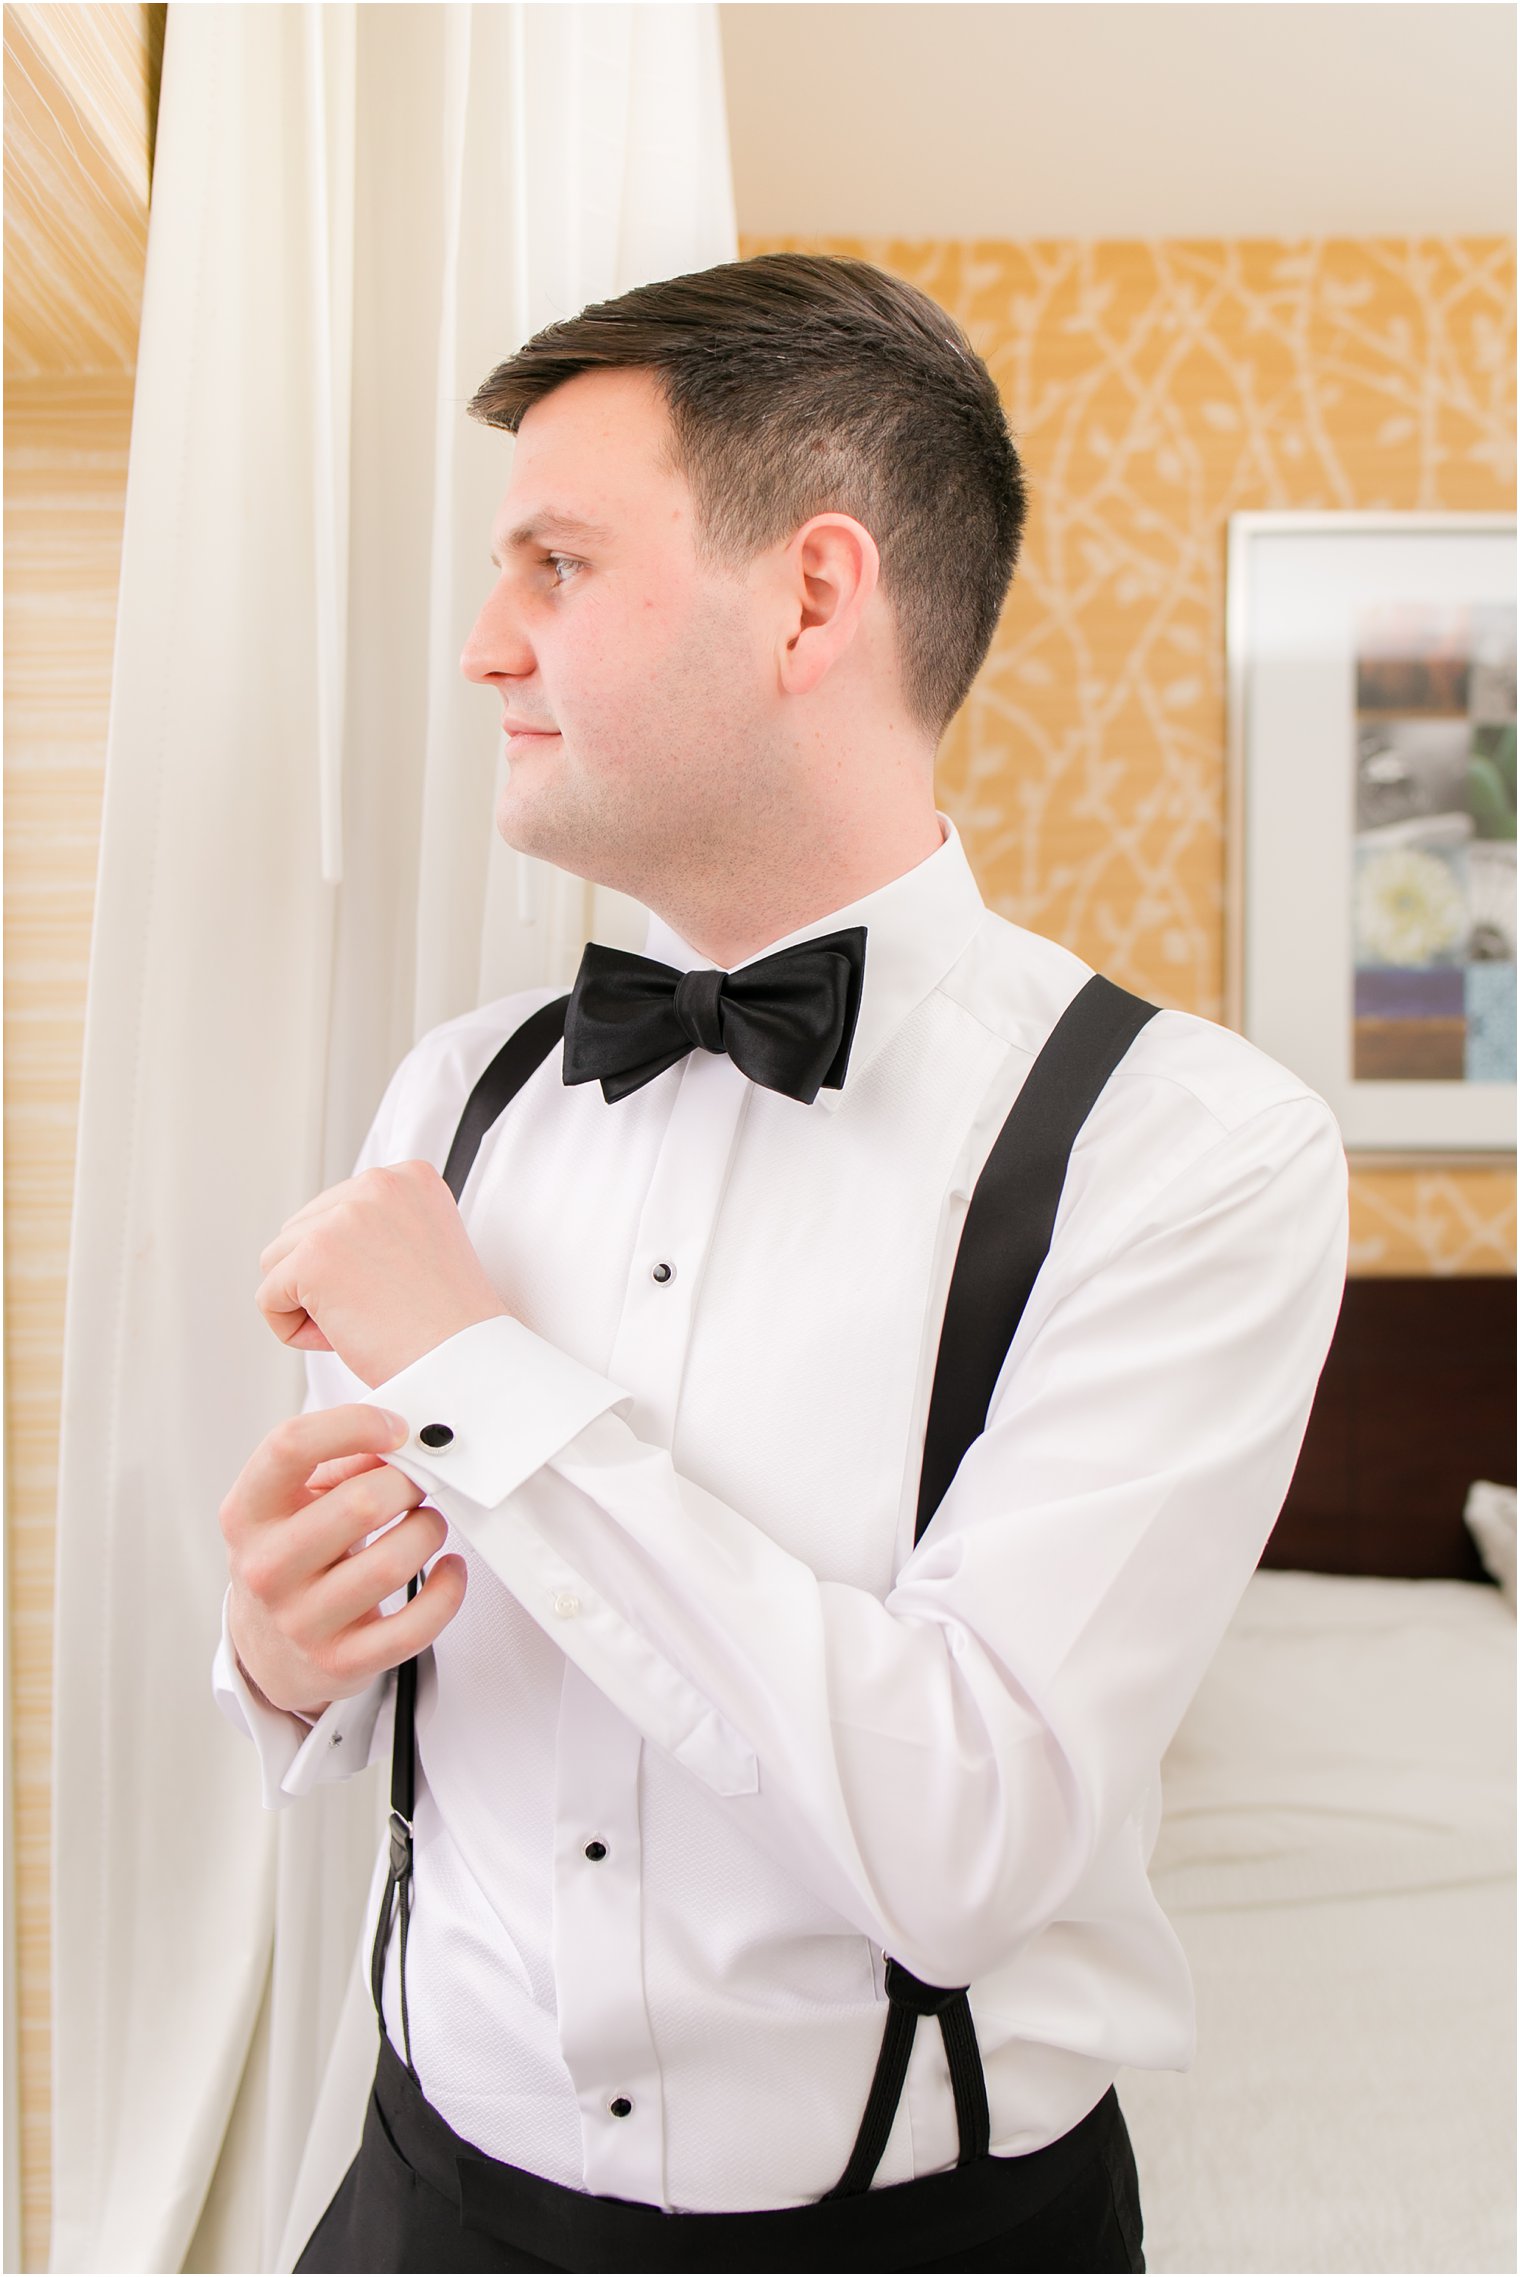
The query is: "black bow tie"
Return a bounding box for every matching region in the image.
[561,927,868,1105]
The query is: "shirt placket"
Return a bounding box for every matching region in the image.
[550,1047,751,2204]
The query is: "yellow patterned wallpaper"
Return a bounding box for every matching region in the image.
[743,234,1517,1274]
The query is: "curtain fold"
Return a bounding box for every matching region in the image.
[304,2,357,888]
[49,7,736,2268]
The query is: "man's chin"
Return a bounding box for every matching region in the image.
[494,797,545,858]
[495,781,578,870]
[497,791,647,899]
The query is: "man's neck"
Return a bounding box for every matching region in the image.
[649,807,947,969]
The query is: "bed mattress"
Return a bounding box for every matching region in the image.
[1119,1567,1516,2275]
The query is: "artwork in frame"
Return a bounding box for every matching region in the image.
[1226,512,1516,1167]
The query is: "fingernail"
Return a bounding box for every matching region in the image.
[381,1410,410,1441]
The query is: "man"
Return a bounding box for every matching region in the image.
[215,253,1348,2273]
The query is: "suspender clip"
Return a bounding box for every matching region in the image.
[388,1808,414,1879]
[883,1956,964,2015]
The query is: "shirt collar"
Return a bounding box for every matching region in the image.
[640,810,988,1113]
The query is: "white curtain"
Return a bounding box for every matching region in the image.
[48,7,737,2268]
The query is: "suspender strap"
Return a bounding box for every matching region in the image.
[369,1646,420,2079]
[829,972,1159,2197]
[822,1961,990,2200]
[915,973,1163,1547]
[368,996,571,2061]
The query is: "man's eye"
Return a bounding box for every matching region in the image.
[545,554,581,585]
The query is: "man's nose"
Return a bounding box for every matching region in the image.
[460,581,532,685]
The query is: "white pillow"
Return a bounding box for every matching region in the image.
[1465,1478,1517,1611]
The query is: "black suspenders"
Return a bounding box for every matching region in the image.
[369,971,1160,2195]
[369,995,573,2074]
[824,972,1159,2195]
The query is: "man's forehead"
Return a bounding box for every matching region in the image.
[491,372,676,547]
[490,506,616,558]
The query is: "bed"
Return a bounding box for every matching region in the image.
[1119,1275,1517,2275]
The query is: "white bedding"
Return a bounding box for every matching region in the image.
[1119,1567,1516,2275]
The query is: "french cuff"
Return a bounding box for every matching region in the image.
[279,1675,391,1799]
[367,1313,632,1510]
[211,1587,388,1809]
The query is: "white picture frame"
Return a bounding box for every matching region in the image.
[1226,511,1516,1169]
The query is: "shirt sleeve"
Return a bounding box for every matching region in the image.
[210,1031,438,1807]
[211,1583,395,1807]
[211,1304,402,1808]
[207,1327,625,1808]
[368,1093,1349,1986]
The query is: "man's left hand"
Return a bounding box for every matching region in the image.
[255,1159,511,1388]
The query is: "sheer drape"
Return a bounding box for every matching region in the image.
[49,7,736,2268]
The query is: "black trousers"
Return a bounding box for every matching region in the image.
[296,2033,1145,2274]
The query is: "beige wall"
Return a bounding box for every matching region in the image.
[720,4,1517,239]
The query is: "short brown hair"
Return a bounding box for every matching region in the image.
[467,253,1027,743]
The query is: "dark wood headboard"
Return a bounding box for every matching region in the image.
[1263,1275,1517,1581]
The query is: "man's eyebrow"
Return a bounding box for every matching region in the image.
[490,512,612,566]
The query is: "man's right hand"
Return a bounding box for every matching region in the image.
[220,1402,468,1720]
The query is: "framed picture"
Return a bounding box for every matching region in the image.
[1226,512,1516,1168]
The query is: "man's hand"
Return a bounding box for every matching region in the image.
[254,1158,510,1388]
[221,1401,468,1718]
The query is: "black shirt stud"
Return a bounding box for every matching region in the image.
[418,1423,454,1449]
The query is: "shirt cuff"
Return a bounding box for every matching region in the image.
[366,1313,633,1508]
[211,1585,390,1807]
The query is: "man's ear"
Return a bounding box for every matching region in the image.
[776,513,880,700]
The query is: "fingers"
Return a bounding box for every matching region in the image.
[220,1403,410,1547]
[253,1272,321,1356]
[256,1163,433,1271]
[304,1449,392,1495]
[299,1503,452,1636]
[221,1402,472,1711]
[276,1458,430,1586]
[257,1177,368,1269]
[319,1552,469,1694]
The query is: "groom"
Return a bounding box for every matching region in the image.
[217,252,1347,2272]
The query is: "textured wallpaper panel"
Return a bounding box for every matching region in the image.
[2,4,154,373]
[4,373,136,2275]
[742,234,1517,1273]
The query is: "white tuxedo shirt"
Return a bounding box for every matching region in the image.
[214,809,1348,2212]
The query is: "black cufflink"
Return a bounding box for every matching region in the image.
[418,1423,454,1449]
